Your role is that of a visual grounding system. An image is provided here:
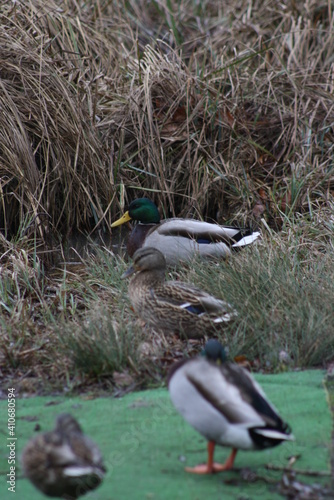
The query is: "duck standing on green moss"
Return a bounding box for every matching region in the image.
[111,198,260,266]
[21,414,106,499]
[168,340,294,474]
[121,247,237,338]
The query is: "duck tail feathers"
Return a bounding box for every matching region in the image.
[63,466,104,478]
[254,428,295,441]
[250,426,294,449]
[232,231,261,248]
[213,310,238,323]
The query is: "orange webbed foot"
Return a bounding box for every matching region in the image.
[184,445,237,474]
[185,462,231,474]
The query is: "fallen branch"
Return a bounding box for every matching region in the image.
[266,464,331,477]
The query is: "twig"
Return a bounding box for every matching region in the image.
[266,464,331,477]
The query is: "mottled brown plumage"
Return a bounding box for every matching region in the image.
[122,247,237,338]
[21,414,105,499]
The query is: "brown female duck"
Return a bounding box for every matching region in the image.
[21,413,106,499]
[122,247,237,338]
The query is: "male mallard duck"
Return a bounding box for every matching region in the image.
[122,247,237,338]
[111,198,260,266]
[21,413,106,499]
[168,340,294,474]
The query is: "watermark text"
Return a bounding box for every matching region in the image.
[7,388,16,493]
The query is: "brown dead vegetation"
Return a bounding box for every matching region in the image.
[0,0,333,391]
[0,0,333,243]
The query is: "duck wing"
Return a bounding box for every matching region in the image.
[186,359,292,438]
[218,363,289,429]
[157,219,258,245]
[184,359,265,426]
[144,220,260,264]
[152,282,236,321]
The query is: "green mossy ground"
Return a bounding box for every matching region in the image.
[1,370,331,499]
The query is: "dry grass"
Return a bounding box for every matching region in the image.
[182,227,334,368]
[1,219,333,394]
[0,1,116,242]
[0,0,333,239]
[0,0,333,392]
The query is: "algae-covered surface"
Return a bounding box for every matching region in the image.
[1,370,332,499]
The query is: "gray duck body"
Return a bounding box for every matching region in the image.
[168,340,294,473]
